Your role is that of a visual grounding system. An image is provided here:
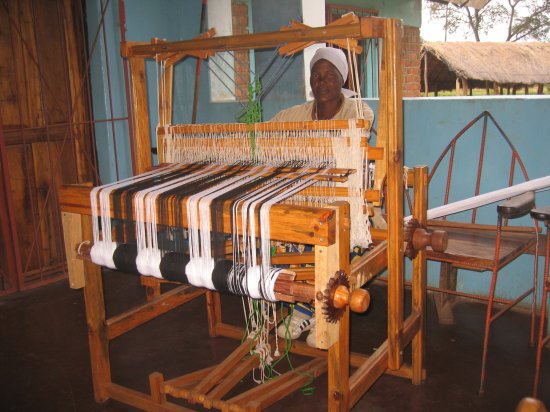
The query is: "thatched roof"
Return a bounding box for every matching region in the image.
[421,42,550,92]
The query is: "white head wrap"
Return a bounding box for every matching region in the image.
[309,47,356,98]
[310,47,348,83]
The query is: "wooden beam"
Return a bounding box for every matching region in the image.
[58,185,336,246]
[380,18,404,371]
[125,17,385,58]
[81,215,111,402]
[349,341,388,407]
[106,285,205,340]
[412,166,428,385]
[129,57,152,174]
[62,211,85,289]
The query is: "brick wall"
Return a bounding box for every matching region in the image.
[232,0,250,101]
[401,25,421,97]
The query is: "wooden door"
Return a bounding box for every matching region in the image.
[0,0,95,293]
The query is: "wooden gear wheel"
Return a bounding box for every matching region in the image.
[321,270,351,323]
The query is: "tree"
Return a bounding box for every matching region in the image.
[428,0,550,41]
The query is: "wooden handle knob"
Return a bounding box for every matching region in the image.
[412,228,448,253]
[350,288,370,313]
[332,285,350,309]
[332,285,371,313]
[430,230,448,253]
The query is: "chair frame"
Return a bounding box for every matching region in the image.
[423,111,540,395]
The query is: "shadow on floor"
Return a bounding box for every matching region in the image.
[0,271,548,411]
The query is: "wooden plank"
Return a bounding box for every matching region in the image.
[159,119,370,134]
[15,0,43,128]
[289,338,422,381]
[401,311,422,349]
[126,17,384,57]
[61,211,85,288]
[149,372,167,404]
[164,365,217,388]
[412,166,428,385]
[32,142,61,269]
[205,291,221,338]
[81,214,111,402]
[349,341,388,407]
[7,145,39,275]
[61,0,94,183]
[106,383,193,412]
[0,2,22,128]
[106,285,205,340]
[157,64,173,132]
[312,203,351,411]
[330,202,351,412]
[212,323,419,380]
[427,219,538,233]
[381,18,404,371]
[58,185,336,246]
[226,358,327,408]
[314,203,349,350]
[202,355,260,405]
[129,57,152,174]
[190,339,253,401]
[350,240,388,288]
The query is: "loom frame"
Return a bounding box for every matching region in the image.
[59,15,428,412]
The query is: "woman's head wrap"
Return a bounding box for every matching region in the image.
[310,47,348,83]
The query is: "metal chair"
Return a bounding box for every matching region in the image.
[531,206,550,399]
[428,192,539,395]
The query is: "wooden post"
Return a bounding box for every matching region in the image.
[129,57,152,174]
[462,78,468,96]
[379,18,404,371]
[412,166,428,385]
[81,215,111,402]
[315,202,350,411]
[158,65,173,128]
[206,291,222,337]
[423,53,428,97]
[434,263,457,325]
[61,211,85,289]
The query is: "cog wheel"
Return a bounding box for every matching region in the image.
[322,270,350,323]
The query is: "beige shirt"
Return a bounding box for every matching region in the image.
[270,96,374,125]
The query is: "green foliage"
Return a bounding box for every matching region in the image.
[235,79,262,161]
[428,0,550,42]
[425,83,549,96]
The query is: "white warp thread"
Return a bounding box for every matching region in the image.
[405,175,550,222]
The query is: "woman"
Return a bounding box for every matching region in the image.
[270,47,374,123]
[272,47,374,346]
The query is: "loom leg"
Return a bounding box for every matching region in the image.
[206,291,222,338]
[141,276,161,301]
[328,308,350,412]
[324,202,351,412]
[149,372,167,404]
[435,263,457,325]
[412,166,428,385]
[81,215,111,402]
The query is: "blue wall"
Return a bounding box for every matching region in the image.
[397,96,549,303]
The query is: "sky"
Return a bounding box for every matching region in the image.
[420,2,508,42]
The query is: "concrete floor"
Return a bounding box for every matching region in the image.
[0,271,548,412]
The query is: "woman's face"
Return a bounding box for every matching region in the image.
[310,59,344,103]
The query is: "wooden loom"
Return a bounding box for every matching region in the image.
[59,16,445,412]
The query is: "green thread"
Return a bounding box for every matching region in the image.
[236,79,262,161]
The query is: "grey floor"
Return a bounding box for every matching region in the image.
[1,271,548,411]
